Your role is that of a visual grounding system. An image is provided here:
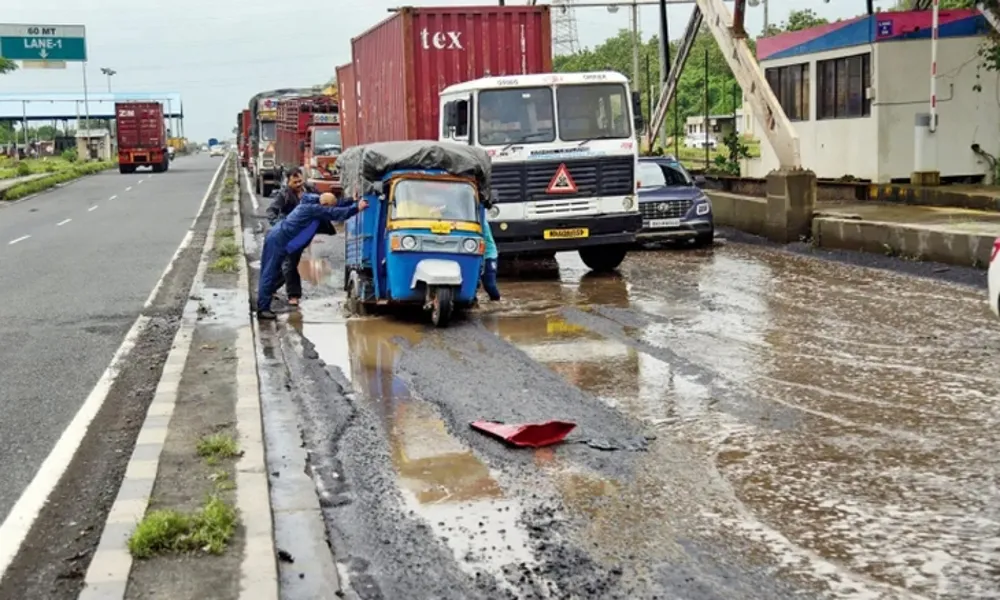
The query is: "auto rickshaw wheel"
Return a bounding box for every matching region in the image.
[345,273,367,316]
[430,286,454,328]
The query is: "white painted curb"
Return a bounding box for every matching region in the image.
[78,156,229,599]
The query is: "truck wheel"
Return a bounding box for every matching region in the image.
[255,177,263,196]
[579,245,628,273]
[119,164,134,174]
[430,286,454,328]
[161,158,170,173]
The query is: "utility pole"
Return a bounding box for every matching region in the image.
[658,0,669,149]
[631,1,640,106]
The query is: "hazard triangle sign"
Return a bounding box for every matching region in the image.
[546,163,578,194]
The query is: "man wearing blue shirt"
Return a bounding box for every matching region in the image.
[480,208,500,301]
[257,192,366,320]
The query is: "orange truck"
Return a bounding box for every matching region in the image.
[275,95,342,194]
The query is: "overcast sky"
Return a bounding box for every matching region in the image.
[1,0,899,141]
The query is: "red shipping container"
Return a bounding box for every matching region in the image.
[336,62,358,149]
[351,5,552,144]
[116,101,166,150]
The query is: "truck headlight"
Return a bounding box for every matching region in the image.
[622,195,635,211]
[401,235,418,250]
[488,205,500,219]
[696,199,711,215]
[462,238,479,253]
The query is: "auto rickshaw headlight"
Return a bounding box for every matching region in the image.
[488,205,500,219]
[462,238,479,253]
[400,235,418,250]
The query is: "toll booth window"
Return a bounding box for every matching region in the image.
[477,88,554,146]
[392,179,478,222]
[260,122,277,141]
[556,83,631,142]
[313,129,342,155]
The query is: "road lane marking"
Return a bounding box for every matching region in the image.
[8,235,30,245]
[125,186,132,192]
[109,195,118,201]
[138,180,144,185]
[88,206,98,212]
[57,219,72,226]
[0,156,229,580]
[242,168,259,212]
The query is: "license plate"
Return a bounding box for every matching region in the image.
[645,218,681,229]
[543,227,589,240]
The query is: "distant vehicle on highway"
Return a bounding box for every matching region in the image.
[115,101,170,174]
[989,238,1000,317]
[635,157,713,247]
[209,145,225,157]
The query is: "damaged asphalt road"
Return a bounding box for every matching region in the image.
[245,186,1000,600]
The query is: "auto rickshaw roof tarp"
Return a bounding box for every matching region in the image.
[338,140,492,199]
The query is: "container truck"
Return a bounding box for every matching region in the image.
[248,88,316,197]
[336,62,358,150]
[115,101,169,174]
[275,95,342,194]
[239,109,251,168]
[350,5,643,271]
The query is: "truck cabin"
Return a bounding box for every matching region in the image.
[310,127,342,158]
[439,72,644,148]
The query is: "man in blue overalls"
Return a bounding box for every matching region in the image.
[257,192,366,320]
[480,207,501,301]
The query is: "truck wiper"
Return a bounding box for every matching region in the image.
[577,134,625,147]
[500,132,553,153]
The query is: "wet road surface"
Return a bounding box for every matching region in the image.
[258,229,1000,599]
[0,155,222,523]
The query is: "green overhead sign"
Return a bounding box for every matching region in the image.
[0,24,87,62]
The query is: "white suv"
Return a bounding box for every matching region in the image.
[989,238,1000,317]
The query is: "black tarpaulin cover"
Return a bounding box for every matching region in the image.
[338,140,492,199]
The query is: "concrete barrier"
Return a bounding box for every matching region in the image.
[812,216,997,268]
[707,169,816,243]
[707,191,768,237]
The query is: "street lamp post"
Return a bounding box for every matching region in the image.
[100,67,116,93]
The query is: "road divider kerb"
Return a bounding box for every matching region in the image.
[233,167,280,600]
[80,156,231,599]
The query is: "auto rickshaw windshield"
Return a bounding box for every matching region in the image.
[391,178,479,222]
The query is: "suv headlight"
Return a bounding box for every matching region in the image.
[696,198,712,215]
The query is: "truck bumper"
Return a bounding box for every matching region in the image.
[119,149,165,166]
[492,213,643,255]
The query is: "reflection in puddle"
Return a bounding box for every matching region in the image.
[340,318,538,589]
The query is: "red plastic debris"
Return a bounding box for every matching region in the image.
[470,420,577,448]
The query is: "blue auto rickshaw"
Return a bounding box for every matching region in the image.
[338,140,494,327]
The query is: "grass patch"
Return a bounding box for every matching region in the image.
[196,432,241,461]
[127,495,238,559]
[222,192,235,203]
[0,157,76,180]
[1,161,115,200]
[216,227,235,240]
[216,240,240,258]
[210,256,237,273]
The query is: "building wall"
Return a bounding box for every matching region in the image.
[743,45,879,179]
[875,36,1000,181]
[744,36,1000,182]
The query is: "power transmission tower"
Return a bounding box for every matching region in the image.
[551,0,581,55]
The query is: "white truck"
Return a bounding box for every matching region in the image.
[438,71,644,272]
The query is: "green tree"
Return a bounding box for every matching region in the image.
[764,8,829,36]
[0,58,17,75]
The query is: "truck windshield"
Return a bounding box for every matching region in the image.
[477,87,555,146]
[555,83,631,142]
[260,121,276,141]
[312,128,342,156]
[392,179,478,222]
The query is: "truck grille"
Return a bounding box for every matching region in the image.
[639,199,692,220]
[491,156,634,204]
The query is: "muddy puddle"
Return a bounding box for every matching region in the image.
[283,245,1000,598]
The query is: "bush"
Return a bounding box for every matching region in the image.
[15,161,31,177]
[61,148,78,163]
[1,161,114,201]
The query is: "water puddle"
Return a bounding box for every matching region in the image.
[337,317,538,590]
